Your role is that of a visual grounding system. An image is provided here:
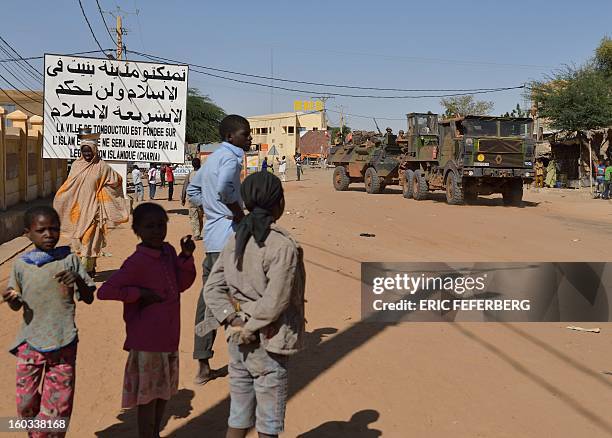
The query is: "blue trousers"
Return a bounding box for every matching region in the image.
[148,182,157,200]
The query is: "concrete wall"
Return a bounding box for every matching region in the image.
[0,109,68,244]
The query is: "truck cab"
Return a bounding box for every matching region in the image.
[400,114,535,205]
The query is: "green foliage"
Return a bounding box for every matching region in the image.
[531,36,612,132]
[185,88,226,144]
[595,36,612,73]
[329,125,351,141]
[440,95,494,117]
[531,66,612,132]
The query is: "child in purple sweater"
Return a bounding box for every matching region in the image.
[98,203,196,438]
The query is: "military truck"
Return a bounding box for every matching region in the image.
[399,114,535,205]
[330,129,403,194]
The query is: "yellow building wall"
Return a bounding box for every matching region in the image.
[0,110,67,211]
[247,111,326,160]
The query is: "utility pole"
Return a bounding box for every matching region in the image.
[311,95,334,130]
[116,14,123,60]
[331,104,346,137]
[270,48,274,113]
[105,6,135,60]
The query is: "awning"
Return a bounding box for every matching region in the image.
[535,141,551,157]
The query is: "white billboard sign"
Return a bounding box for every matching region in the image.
[43,54,188,163]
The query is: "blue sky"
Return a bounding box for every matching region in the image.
[2,0,611,130]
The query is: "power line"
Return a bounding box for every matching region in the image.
[0,87,41,115]
[0,49,115,63]
[0,41,42,88]
[95,0,118,47]
[326,108,405,121]
[0,46,42,94]
[128,49,524,94]
[132,50,524,99]
[0,36,43,82]
[0,69,42,103]
[77,0,110,57]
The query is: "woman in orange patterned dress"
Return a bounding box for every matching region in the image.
[53,128,130,276]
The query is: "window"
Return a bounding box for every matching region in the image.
[288,126,295,134]
[261,128,268,135]
[282,126,288,134]
[313,127,318,131]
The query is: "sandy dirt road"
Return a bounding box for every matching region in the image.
[1,168,612,437]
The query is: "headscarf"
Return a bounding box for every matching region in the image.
[234,171,284,267]
[53,142,130,257]
[20,246,71,267]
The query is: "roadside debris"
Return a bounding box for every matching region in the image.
[566,326,600,333]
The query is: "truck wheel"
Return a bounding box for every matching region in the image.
[502,179,523,205]
[402,170,414,199]
[333,166,350,191]
[445,171,464,205]
[412,170,428,200]
[365,167,382,194]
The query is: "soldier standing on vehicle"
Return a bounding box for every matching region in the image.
[383,127,397,148]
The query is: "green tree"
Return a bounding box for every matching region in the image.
[185,88,226,144]
[531,67,612,132]
[595,36,612,73]
[531,37,612,133]
[440,95,494,117]
[328,125,351,142]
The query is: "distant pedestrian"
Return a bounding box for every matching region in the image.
[182,158,204,241]
[603,160,612,199]
[160,164,166,188]
[535,159,545,188]
[148,164,158,200]
[295,154,303,181]
[596,159,606,195]
[277,155,287,182]
[261,157,268,172]
[4,206,95,434]
[132,165,144,202]
[166,164,175,201]
[187,114,252,385]
[203,171,305,438]
[98,203,196,438]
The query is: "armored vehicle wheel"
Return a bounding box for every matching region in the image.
[364,167,382,194]
[445,171,464,205]
[502,179,523,205]
[412,170,428,200]
[333,166,350,191]
[402,170,414,199]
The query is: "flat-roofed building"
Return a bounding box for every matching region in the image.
[247,111,326,160]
